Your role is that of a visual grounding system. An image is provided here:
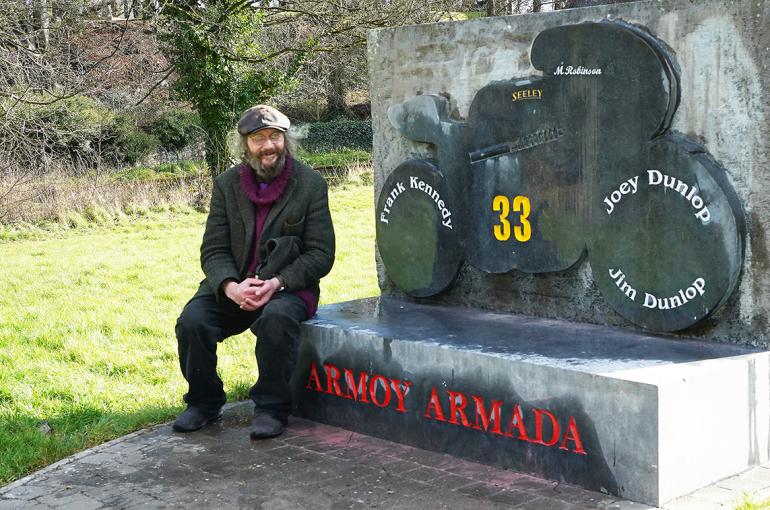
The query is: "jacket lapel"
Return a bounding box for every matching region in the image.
[262,172,297,239]
[233,176,256,253]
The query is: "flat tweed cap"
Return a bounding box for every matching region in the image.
[237,105,290,135]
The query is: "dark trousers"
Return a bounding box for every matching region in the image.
[175,291,308,418]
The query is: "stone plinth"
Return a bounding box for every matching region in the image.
[291,298,770,506]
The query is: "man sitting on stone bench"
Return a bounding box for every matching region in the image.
[173,105,335,439]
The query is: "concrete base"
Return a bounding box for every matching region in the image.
[290,297,770,507]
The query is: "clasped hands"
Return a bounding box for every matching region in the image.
[223,277,281,311]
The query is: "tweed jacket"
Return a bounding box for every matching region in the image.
[194,157,335,302]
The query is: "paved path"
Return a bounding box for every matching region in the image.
[1,402,768,509]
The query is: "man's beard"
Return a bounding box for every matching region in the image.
[248,148,287,181]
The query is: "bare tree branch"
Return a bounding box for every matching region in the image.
[134,66,174,105]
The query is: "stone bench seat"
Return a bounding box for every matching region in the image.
[290,297,769,506]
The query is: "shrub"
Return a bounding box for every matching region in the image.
[62,211,89,229]
[82,204,111,225]
[359,169,373,186]
[153,160,201,177]
[116,166,157,182]
[4,95,158,167]
[299,119,372,152]
[149,110,203,153]
[9,95,114,165]
[103,115,159,166]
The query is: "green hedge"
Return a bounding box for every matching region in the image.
[11,95,110,163]
[103,114,159,165]
[4,95,206,168]
[8,95,159,166]
[149,110,202,152]
[300,119,372,152]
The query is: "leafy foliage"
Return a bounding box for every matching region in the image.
[154,0,467,176]
[13,95,113,164]
[156,3,307,176]
[149,110,203,153]
[6,95,159,167]
[300,120,372,152]
[103,114,159,166]
[736,495,770,510]
[266,0,459,121]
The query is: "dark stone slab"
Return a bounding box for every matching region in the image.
[297,297,758,374]
[530,21,675,142]
[528,22,745,332]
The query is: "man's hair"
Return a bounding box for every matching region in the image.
[239,130,298,166]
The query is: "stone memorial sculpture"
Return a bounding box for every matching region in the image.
[377,20,745,333]
[296,8,768,506]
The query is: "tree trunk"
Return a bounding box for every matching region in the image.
[200,117,231,177]
[324,61,348,120]
[34,0,49,50]
[107,0,119,18]
[131,0,141,19]
[486,0,496,16]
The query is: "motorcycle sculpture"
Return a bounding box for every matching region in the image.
[376,21,744,333]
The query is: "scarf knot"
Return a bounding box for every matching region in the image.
[239,157,292,205]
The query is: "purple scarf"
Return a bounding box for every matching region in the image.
[239,158,292,207]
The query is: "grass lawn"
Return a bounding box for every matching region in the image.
[738,495,770,509]
[0,183,378,486]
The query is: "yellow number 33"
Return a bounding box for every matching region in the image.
[492,195,531,242]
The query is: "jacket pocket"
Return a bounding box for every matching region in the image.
[282,215,305,237]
